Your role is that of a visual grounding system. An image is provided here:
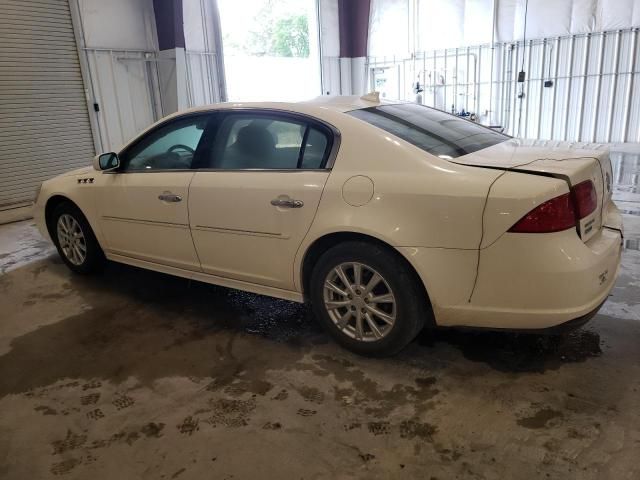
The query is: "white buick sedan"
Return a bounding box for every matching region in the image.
[34,95,623,356]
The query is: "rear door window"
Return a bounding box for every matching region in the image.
[204,112,332,169]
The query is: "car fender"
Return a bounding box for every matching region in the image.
[36,170,105,246]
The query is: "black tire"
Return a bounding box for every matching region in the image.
[309,241,430,357]
[50,201,105,274]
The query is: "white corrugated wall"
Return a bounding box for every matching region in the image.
[368,0,640,143]
[184,0,227,106]
[367,28,640,143]
[73,0,162,152]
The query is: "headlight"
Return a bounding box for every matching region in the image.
[34,183,43,203]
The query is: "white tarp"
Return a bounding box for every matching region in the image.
[499,0,640,41]
[418,0,494,50]
[369,0,410,55]
[369,0,640,55]
[597,0,640,31]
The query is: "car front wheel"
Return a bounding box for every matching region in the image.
[51,201,105,274]
[310,241,428,356]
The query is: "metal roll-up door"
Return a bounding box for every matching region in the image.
[0,0,95,210]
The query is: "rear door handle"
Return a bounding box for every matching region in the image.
[158,192,182,202]
[271,196,304,208]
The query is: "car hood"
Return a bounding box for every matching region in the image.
[58,165,95,177]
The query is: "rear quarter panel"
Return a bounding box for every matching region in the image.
[480,172,569,248]
[293,112,502,297]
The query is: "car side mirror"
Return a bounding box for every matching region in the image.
[93,152,120,171]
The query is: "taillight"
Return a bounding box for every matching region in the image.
[508,180,597,234]
[508,193,577,233]
[571,180,597,219]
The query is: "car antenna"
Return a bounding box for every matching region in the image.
[360,91,381,102]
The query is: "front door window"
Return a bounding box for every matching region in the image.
[121,116,209,171]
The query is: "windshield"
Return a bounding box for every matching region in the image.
[348,103,509,159]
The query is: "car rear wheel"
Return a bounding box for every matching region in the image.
[310,241,427,356]
[51,201,105,274]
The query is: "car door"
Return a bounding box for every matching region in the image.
[95,113,212,271]
[188,110,337,290]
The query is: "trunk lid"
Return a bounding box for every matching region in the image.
[451,139,613,243]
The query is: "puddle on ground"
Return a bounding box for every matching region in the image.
[417,327,602,373]
[516,407,564,429]
[0,260,325,396]
[0,256,609,396]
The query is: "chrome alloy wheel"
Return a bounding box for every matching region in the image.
[323,262,397,342]
[56,214,87,266]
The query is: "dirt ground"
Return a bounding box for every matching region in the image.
[0,217,639,479]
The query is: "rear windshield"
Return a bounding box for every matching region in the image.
[348,103,509,159]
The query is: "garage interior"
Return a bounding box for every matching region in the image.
[0,0,639,478]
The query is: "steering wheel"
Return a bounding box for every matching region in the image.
[168,144,195,154]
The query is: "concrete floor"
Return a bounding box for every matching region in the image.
[1,151,639,479]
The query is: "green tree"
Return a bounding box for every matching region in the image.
[270,15,309,57]
[245,2,310,58]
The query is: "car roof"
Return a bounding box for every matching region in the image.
[123,94,404,151]
[179,94,406,117]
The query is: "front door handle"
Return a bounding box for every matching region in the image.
[158,192,182,202]
[271,196,304,208]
